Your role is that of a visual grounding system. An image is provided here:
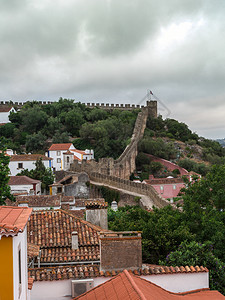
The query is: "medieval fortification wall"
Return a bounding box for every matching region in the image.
[70,100,157,179]
[89,172,170,208]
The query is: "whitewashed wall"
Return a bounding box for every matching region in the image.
[31,271,209,300]
[13,227,29,300]
[10,182,41,195]
[9,160,50,176]
[0,108,15,123]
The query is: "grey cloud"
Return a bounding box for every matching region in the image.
[0,0,225,138]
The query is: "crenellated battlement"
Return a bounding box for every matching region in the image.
[0,100,157,118]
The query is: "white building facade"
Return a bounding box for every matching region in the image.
[0,106,16,124]
[9,176,41,195]
[9,154,52,176]
[47,143,94,171]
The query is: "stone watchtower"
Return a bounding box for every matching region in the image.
[146,100,157,118]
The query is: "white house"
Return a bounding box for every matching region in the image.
[9,154,52,176]
[9,176,41,195]
[0,206,33,300]
[47,143,94,171]
[0,106,16,124]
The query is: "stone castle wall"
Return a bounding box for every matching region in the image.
[70,101,157,179]
[0,100,156,112]
[89,172,170,208]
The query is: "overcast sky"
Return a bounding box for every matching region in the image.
[0,0,225,139]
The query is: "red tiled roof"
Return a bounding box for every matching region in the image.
[27,242,40,258]
[9,176,40,185]
[28,277,34,290]
[10,154,52,161]
[15,195,74,207]
[48,143,72,151]
[74,154,82,161]
[72,149,86,155]
[0,106,13,112]
[0,206,32,237]
[27,210,107,264]
[74,269,224,300]
[29,265,208,282]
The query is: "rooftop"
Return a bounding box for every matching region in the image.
[48,143,73,151]
[29,264,209,282]
[0,206,32,237]
[9,176,40,186]
[73,269,224,300]
[27,209,108,265]
[0,105,13,112]
[10,154,52,161]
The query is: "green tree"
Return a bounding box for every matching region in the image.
[0,144,15,205]
[20,106,48,133]
[64,109,85,136]
[108,205,194,263]
[25,132,47,153]
[17,158,54,192]
[161,241,225,295]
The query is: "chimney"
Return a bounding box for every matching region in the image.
[71,231,78,250]
[85,201,108,230]
[100,232,142,272]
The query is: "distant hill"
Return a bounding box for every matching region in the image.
[216,139,225,147]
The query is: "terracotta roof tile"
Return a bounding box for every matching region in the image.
[73,269,224,300]
[0,206,32,237]
[12,195,73,207]
[29,265,209,282]
[10,154,52,161]
[27,210,107,265]
[48,143,73,151]
[28,277,34,290]
[0,106,13,112]
[27,242,40,258]
[9,176,40,185]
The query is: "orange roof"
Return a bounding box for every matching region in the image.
[0,206,32,237]
[10,154,52,161]
[48,143,73,151]
[74,154,82,161]
[74,269,225,300]
[72,149,86,155]
[27,210,108,265]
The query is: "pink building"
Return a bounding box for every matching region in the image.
[144,175,185,199]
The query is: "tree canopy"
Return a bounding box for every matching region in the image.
[0,142,15,205]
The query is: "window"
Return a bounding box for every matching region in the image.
[18,163,23,169]
[57,158,61,163]
[18,245,22,296]
[57,151,60,156]
[67,156,70,163]
[173,185,176,190]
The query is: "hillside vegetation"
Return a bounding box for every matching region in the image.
[0,98,139,160]
[1,99,225,174]
[136,115,225,179]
